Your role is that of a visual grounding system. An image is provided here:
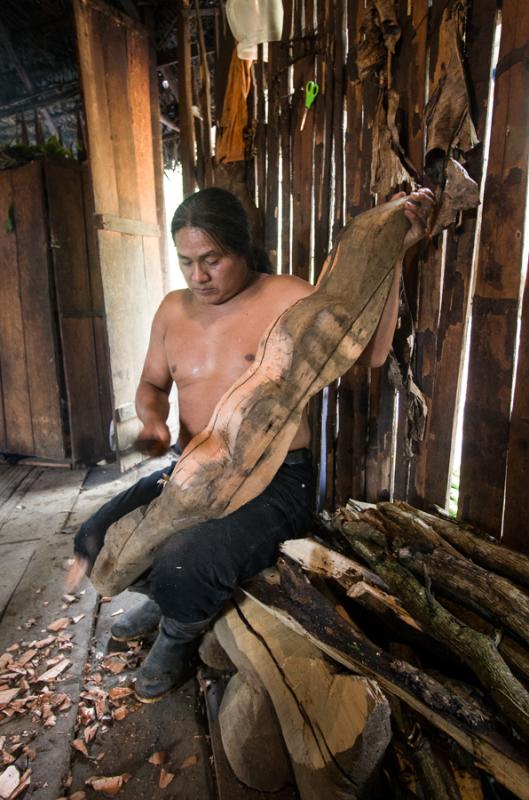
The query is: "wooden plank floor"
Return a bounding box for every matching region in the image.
[0,458,214,800]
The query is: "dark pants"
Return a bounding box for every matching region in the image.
[74,451,314,623]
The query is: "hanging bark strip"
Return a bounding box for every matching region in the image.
[91,199,410,595]
[242,558,529,799]
[415,1,498,509]
[459,0,529,536]
[175,0,196,195]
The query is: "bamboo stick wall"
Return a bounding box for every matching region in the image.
[181,0,529,552]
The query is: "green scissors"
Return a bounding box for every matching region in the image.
[300,80,319,131]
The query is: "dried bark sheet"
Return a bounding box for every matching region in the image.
[425,6,478,157]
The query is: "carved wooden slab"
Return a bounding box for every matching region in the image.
[91,198,409,595]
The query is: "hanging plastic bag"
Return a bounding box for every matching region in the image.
[226,0,284,60]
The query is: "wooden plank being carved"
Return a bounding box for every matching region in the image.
[91,199,409,595]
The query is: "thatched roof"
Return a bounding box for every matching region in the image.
[0,0,217,165]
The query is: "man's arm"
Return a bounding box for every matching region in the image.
[134,296,174,456]
[357,188,434,368]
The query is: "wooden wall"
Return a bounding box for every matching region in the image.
[250,0,529,551]
[0,158,113,464]
[181,0,529,550]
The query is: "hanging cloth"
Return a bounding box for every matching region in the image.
[215,47,253,164]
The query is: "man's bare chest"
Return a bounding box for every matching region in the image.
[163,309,270,389]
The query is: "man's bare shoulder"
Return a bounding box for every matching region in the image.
[156,289,189,318]
[258,273,315,302]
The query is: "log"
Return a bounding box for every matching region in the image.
[218,672,294,792]
[388,643,479,800]
[335,513,529,741]
[398,503,529,589]
[91,198,410,595]
[214,595,391,800]
[375,504,529,650]
[242,558,529,799]
[280,537,423,633]
[440,598,529,687]
[198,629,235,673]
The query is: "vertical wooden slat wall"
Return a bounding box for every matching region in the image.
[245,0,529,552]
[458,0,529,537]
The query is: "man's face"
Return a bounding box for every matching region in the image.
[175,226,250,305]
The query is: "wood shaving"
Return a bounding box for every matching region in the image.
[158,769,175,789]
[36,658,70,683]
[107,687,133,701]
[0,765,20,799]
[84,724,99,743]
[71,739,89,758]
[148,751,166,765]
[85,773,131,796]
[0,690,19,705]
[46,618,71,633]
[111,706,128,722]
[180,753,198,769]
[103,660,125,675]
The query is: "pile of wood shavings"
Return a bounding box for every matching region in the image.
[0,599,143,799]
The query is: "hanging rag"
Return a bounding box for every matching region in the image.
[215,47,253,164]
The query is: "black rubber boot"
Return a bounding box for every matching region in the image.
[110,598,162,642]
[134,615,212,703]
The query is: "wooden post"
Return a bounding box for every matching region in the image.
[176,0,196,195]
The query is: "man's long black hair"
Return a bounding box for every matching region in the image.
[171,187,273,274]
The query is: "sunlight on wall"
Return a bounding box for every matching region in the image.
[163,166,186,291]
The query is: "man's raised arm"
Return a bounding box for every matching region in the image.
[357,188,434,368]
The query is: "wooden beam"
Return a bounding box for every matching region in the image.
[0,20,58,138]
[94,214,160,237]
[0,82,80,119]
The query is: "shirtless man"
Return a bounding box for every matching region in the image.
[74,186,433,702]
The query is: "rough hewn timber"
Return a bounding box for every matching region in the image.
[215,595,391,800]
[91,199,410,595]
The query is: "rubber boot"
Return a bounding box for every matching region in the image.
[110,598,162,642]
[134,615,213,703]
